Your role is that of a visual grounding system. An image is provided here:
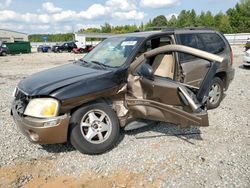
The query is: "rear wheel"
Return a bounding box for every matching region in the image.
[207,77,224,109]
[1,51,7,56]
[69,103,120,154]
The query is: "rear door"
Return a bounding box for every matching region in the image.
[176,33,210,87]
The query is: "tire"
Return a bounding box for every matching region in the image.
[59,49,63,53]
[207,77,224,109]
[1,51,7,56]
[69,103,120,155]
[243,64,250,68]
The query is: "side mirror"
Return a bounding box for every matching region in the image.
[138,63,154,80]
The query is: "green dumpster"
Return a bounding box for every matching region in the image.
[4,42,31,54]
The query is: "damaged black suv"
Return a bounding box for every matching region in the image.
[11,28,234,154]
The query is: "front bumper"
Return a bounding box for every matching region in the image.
[11,105,70,144]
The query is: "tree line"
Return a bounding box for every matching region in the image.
[28,33,74,43]
[29,0,250,42]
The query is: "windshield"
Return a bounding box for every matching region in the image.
[83,36,143,68]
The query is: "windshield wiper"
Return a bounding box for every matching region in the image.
[91,61,113,68]
[76,59,89,65]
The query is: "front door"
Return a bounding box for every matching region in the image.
[126,74,209,128]
[126,44,223,127]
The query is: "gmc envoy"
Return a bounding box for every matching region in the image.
[11,29,235,154]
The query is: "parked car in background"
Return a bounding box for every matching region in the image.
[245,38,250,51]
[52,42,77,53]
[72,45,94,54]
[243,49,250,67]
[37,45,51,53]
[0,43,9,56]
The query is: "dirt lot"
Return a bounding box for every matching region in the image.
[0,49,249,188]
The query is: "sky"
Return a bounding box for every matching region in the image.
[0,0,240,34]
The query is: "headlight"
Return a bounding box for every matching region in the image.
[24,98,59,118]
[246,52,250,57]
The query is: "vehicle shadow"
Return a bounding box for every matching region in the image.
[40,133,126,154]
[40,123,200,154]
[41,143,75,153]
[239,65,250,69]
[125,122,202,145]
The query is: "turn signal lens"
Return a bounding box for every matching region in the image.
[41,102,57,116]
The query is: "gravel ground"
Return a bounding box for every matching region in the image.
[0,48,249,188]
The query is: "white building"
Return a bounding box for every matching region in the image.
[0,29,28,43]
[74,32,115,48]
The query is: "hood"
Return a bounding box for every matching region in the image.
[18,63,111,96]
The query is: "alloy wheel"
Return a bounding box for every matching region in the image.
[80,109,112,144]
[208,83,222,105]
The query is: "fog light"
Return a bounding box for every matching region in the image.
[43,119,59,127]
[29,131,39,142]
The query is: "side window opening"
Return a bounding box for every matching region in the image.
[136,36,172,58]
[150,52,175,80]
[135,36,175,80]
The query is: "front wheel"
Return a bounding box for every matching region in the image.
[69,103,120,154]
[207,77,224,109]
[1,51,7,56]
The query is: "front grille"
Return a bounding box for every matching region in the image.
[15,100,27,115]
[15,88,27,100]
[14,88,29,115]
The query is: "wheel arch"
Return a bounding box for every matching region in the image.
[69,97,113,116]
[215,71,227,89]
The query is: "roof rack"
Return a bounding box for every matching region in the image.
[180,27,214,30]
[144,26,173,31]
[144,27,214,32]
